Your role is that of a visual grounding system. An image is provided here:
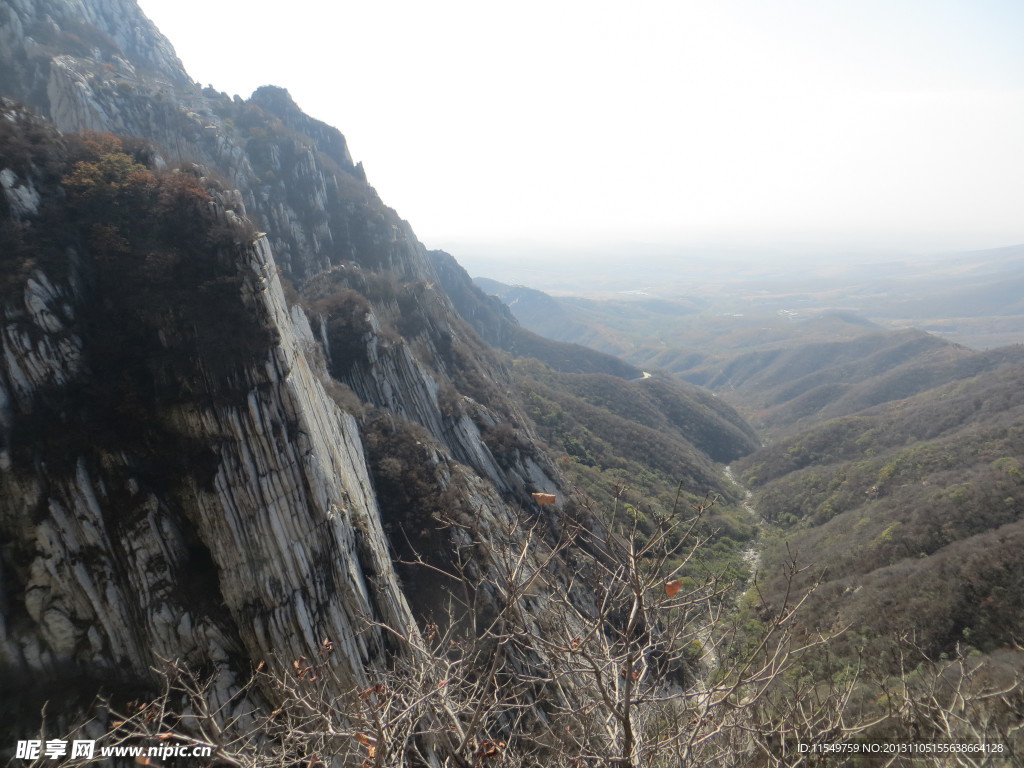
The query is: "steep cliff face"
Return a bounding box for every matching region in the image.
[0,0,571,729]
[1,0,548,491]
[0,0,759,750]
[0,0,190,112]
[0,113,423,724]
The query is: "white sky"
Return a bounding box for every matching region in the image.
[136,0,1024,255]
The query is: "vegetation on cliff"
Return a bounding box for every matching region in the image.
[3,1,1024,764]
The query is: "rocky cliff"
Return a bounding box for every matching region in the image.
[0,108,421,723]
[0,0,754,751]
[0,0,573,731]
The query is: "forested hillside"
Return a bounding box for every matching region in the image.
[734,351,1024,665]
[4,0,1024,763]
[689,331,1024,435]
[482,262,1024,752]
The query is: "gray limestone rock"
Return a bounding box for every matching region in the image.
[0,1,578,745]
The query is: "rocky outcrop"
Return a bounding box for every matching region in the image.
[0,3,572,732]
[0,125,419,712]
[0,0,189,119]
[0,0,427,284]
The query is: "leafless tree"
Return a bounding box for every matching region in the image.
[20,487,1023,767]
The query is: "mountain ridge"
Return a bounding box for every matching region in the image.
[7,2,1022,760]
[0,0,756,748]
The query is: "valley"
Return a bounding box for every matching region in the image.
[1,0,1022,765]
[474,242,1024,364]
[476,247,1024,758]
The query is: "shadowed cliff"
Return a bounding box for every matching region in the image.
[0,0,757,743]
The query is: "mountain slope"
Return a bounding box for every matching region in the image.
[431,250,643,378]
[475,276,707,359]
[734,356,1024,662]
[0,0,564,730]
[705,331,1024,434]
[0,0,757,745]
[431,251,759,535]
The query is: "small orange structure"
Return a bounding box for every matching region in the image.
[531,492,556,505]
[665,579,683,597]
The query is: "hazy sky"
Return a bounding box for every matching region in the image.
[136,0,1024,255]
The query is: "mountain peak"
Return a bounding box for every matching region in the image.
[250,84,301,115]
[1,0,191,116]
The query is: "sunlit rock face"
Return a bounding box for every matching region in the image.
[0,0,570,729]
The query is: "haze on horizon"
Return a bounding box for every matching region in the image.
[138,0,1024,259]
